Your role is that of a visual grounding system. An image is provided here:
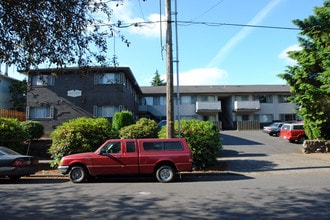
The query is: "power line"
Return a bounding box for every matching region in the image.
[105,20,300,31]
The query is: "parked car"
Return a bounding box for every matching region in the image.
[59,138,193,183]
[279,123,307,144]
[263,122,285,136]
[0,146,40,180]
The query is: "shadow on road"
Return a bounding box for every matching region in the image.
[220,149,267,158]
[221,133,264,145]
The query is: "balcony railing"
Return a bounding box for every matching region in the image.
[234,101,260,112]
[196,101,221,113]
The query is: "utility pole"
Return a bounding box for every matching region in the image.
[165,0,174,138]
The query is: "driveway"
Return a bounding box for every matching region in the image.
[219,130,330,175]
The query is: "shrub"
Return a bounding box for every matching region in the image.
[0,117,26,153]
[112,110,135,131]
[158,120,222,170]
[119,118,159,139]
[49,117,115,166]
[21,120,44,140]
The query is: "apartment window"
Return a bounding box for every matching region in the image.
[153,96,166,105]
[254,95,273,103]
[94,73,123,85]
[235,96,249,101]
[278,95,291,103]
[236,115,249,121]
[93,106,119,118]
[254,114,273,123]
[198,96,215,102]
[27,106,54,119]
[181,96,196,104]
[279,114,301,122]
[31,75,55,86]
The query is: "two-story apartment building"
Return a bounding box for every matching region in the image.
[139,85,299,130]
[22,66,299,136]
[23,66,142,136]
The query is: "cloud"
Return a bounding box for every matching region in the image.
[278,44,301,65]
[207,0,283,67]
[110,1,165,38]
[175,68,228,86]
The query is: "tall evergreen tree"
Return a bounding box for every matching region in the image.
[150,70,166,86]
[279,1,330,140]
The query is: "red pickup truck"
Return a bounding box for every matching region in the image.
[58,138,193,183]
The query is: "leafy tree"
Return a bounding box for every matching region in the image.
[0,118,26,153]
[119,118,159,139]
[9,79,27,111]
[279,1,330,140]
[112,110,135,131]
[21,120,44,155]
[0,1,129,70]
[158,120,222,170]
[49,117,115,166]
[150,70,166,86]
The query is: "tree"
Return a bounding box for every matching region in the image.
[9,79,27,111]
[279,1,330,140]
[150,70,166,86]
[0,1,129,70]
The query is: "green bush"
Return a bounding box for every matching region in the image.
[0,117,26,153]
[49,117,115,166]
[119,118,159,139]
[158,119,222,170]
[21,120,44,140]
[112,110,135,131]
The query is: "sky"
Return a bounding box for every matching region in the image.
[4,0,326,86]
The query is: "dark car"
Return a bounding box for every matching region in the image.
[0,146,39,180]
[262,122,285,136]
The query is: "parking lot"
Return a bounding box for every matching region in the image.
[220,130,330,175]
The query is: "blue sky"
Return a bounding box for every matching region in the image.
[5,0,325,86]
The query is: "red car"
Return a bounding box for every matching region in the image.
[58,138,193,183]
[280,123,307,144]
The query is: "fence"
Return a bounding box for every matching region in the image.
[236,120,260,130]
[0,109,26,121]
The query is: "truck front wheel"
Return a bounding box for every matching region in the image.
[156,165,175,183]
[69,166,87,183]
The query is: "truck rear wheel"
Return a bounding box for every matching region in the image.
[69,166,87,183]
[156,165,175,183]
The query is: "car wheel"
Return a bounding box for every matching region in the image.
[69,166,88,183]
[298,136,307,144]
[276,131,280,137]
[156,165,175,183]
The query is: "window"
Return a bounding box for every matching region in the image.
[31,75,55,86]
[254,95,273,103]
[235,96,249,101]
[93,106,119,118]
[153,96,166,105]
[102,142,122,154]
[278,95,291,103]
[279,114,300,122]
[254,114,273,123]
[27,106,54,119]
[142,141,183,151]
[126,142,136,153]
[94,72,123,85]
[181,96,196,104]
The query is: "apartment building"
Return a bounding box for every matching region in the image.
[23,66,299,135]
[23,66,141,136]
[139,85,299,130]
